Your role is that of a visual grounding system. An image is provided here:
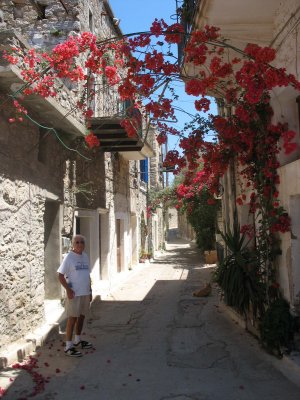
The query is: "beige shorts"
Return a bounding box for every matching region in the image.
[65,295,91,317]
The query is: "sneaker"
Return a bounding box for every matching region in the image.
[74,340,93,349]
[64,347,82,357]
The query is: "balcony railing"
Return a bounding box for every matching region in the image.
[95,81,126,118]
[89,81,145,152]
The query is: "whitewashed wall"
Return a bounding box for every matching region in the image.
[271,0,300,310]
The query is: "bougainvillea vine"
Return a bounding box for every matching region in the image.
[2,19,300,299]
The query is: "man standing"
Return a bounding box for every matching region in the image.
[58,234,93,357]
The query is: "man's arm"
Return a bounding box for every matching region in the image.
[58,273,75,299]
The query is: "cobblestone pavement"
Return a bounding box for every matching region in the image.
[1,238,300,400]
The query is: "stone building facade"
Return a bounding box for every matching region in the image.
[148,126,165,253]
[0,0,164,358]
[0,101,71,349]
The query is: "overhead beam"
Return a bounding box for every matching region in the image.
[95,132,128,139]
[97,138,139,145]
[101,145,143,152]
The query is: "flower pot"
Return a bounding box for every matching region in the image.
[204,250,218,264]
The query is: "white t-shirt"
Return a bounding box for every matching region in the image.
[57,251,91,296]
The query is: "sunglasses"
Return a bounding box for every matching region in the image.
[75,240,85,244]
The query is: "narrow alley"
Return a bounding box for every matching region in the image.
[1,238,300,400]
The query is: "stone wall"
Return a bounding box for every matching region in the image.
[0,1,119,46]
[0,108,69,349]
[168,207,178,230]
[178,212,195,242]
[75,153,106,210]
[0,1,122,124]
[0,177,46,347]
[100,153,141,278]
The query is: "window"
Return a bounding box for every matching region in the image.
[89,9,94,32]
[36,2,47,20]
[140,159,148,183]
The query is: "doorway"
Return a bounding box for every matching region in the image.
[44,200,61,299]
[116,219,123,273]
[131,214,138,265]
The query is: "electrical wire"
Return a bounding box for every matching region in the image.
[17,103,92,161]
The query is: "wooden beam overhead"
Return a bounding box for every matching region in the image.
[101,145,143,152]
[98,139,139,145]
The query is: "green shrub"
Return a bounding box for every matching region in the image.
[260,298,295,356]
[185,188,219,250]
[214,222,265,317]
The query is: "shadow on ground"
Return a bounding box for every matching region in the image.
[0,236,211,399]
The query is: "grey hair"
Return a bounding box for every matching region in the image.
[72,234,86,247]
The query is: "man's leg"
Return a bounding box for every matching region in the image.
[66,316,77,342]
[75,314,85,336]
[65,317,82,356]
[73,296,93,349]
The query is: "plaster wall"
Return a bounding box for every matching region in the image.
[271,0,300,309]
[277,159,300,309]
[273,0,300,78]
[217,0,300,310]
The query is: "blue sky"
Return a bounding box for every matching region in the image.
[109,0,216,154]
[109,0,178,35]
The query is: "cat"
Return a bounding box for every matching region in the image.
[193,282,212,297]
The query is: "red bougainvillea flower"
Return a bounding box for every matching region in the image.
[4,21,300,244]
[164,23,184,44]
[156,132,167,145]
[207,198,216,205]
[105,65,117,79]
[195,97,211,112]
[120,116,141,137]
[240,224,255,239]
[185,79,205,96]
[283,141,298,155]
[85,132,100,148]
[150,18,167,36]
[244,43,276,63]
[11,356,48,397]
